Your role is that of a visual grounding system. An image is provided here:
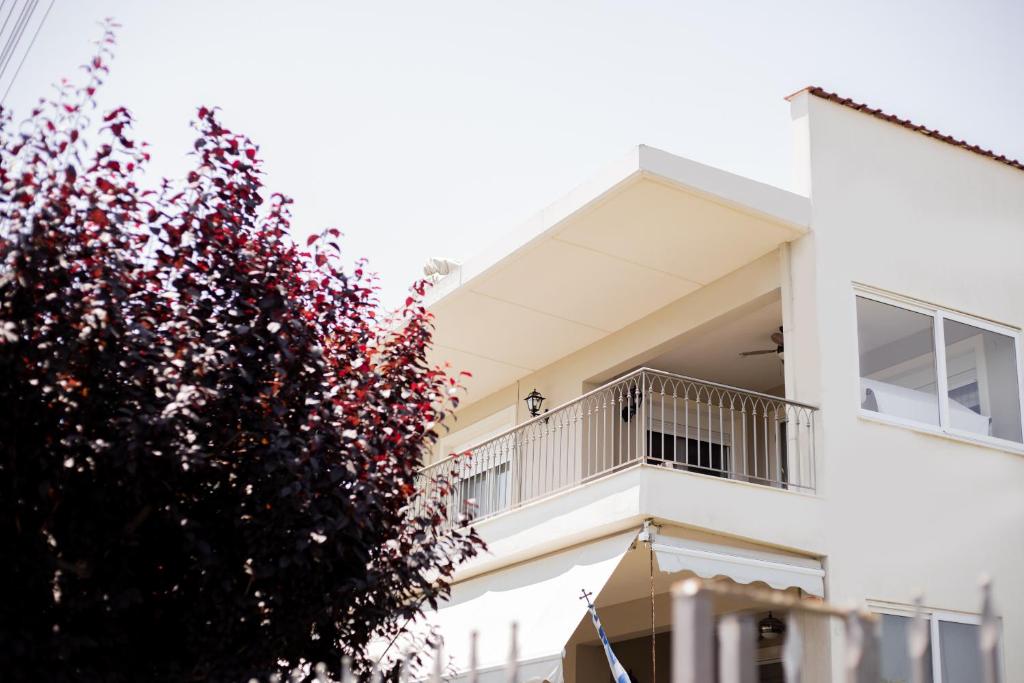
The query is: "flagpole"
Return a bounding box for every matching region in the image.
[581,589,631,683]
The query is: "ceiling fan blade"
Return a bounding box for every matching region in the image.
[739,349,777,356]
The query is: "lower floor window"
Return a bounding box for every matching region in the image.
[879,610,997,683]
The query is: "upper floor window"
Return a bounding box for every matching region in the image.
[855,289,1023,446]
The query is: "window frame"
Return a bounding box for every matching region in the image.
[870,602,1001,683]
[854,286,1024,452]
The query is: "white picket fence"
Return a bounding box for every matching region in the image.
[670,577,1001,683]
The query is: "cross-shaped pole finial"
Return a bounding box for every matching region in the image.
[579,588,594,606]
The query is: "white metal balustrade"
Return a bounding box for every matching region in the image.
[416,368,817,526]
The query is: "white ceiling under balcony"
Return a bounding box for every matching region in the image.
[426,145,810,401]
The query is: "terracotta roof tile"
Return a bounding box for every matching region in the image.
[787,86,1024,172]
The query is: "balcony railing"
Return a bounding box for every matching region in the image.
[416,368,817,526]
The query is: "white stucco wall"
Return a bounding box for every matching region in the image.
[789,92,1024,680]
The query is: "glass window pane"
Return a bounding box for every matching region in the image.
[459,462,509,518]
[939,621,982,683]
[943,319,1022,442]
[857,297,939,425]
[880,614,932,683]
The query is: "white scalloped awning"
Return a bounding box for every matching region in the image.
[652,536,824,597]
[410,531,637,681]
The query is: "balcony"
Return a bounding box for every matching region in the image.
[417,368,817,525]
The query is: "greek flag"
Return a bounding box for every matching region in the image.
[585,599,631,683]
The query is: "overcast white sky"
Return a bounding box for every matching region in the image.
[7,1,1023,305]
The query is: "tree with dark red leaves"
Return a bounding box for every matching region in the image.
[0,25,481,682]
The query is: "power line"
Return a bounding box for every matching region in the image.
[0,0,38,84]
[1,0,51,104]
[0,0,23,65]
[0,0,31,83]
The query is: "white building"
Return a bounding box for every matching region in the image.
[412,88,1024,682]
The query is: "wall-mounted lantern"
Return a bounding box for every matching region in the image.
[524,388,546,418]
[758,612,786,641]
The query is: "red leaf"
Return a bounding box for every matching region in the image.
[306,234,318,247]
[88,208,108,227]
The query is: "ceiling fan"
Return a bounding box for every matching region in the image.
[740,326,784,360]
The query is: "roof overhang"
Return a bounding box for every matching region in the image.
[427,145,810,401]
